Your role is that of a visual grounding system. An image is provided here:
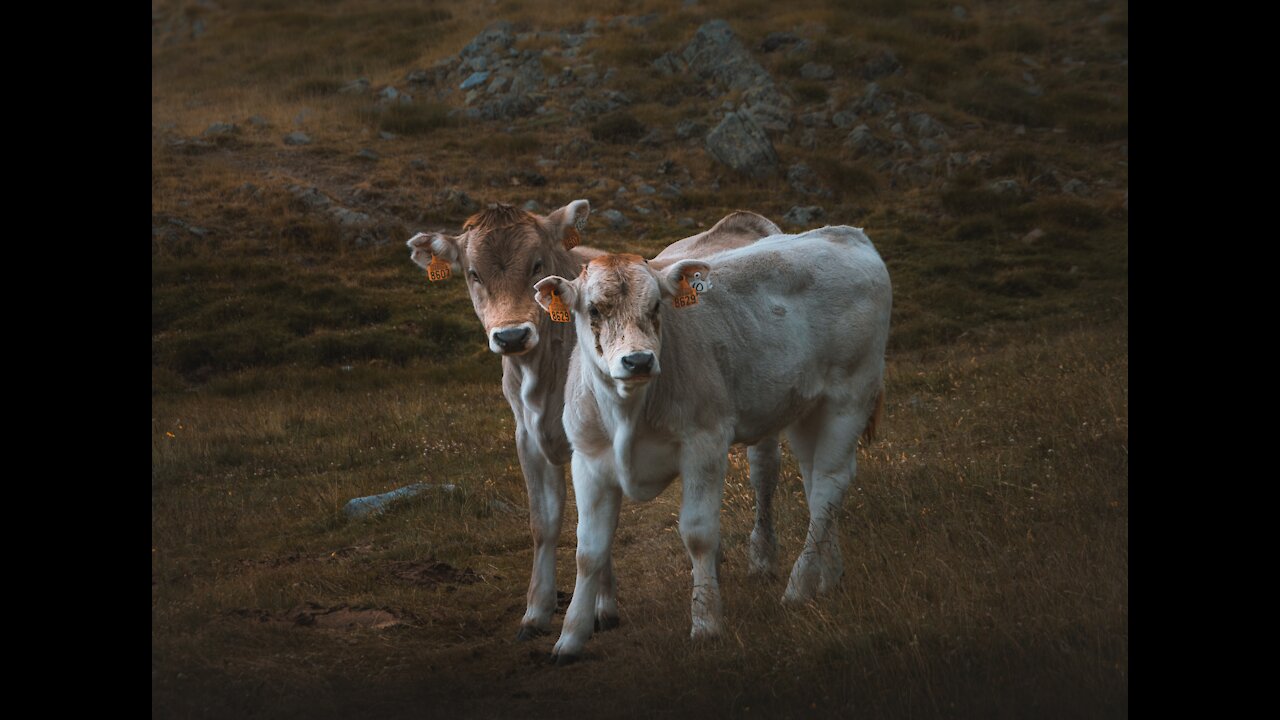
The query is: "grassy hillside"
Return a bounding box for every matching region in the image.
[152,1,1127,717]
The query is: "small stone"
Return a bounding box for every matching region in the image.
[908,112,946,139]
[799,112,827,128]
[410,159,428,171]
[846,125,888,157]
[832,111,858,129]
[678,217,696,228]
[283,132,311,146]
[522,200,546,213]
[987,179,1022,195]
[1022,228,1045,244]
[800,62,835,80]
[356,148,379,162]
[202,122,238,137]
[675,119,707,140]
[460,71,491,90]
[247,115,270,128]
[782,206,825,226]
[637,184,657,195]
[601,209,630,229]
[920,138,943,154]
[1015,125,1027,135]
[339,78,370,95]
[379,131,398,140]
[1062,179,1090,196]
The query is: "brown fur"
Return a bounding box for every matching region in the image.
[588,253,646,270]
[861,388,884,445]
[463,204,538,234]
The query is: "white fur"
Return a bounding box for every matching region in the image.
[549,226,892,661]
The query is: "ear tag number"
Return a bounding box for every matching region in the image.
[548,291,572,323]
[563,226,581,250]
[427,255,452,282]
[674,276,698,308]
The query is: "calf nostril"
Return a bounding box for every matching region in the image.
[622,352,654,373]
[494,327,530,350]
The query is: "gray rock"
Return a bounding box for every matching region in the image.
[679,20,792,130]
[845,125,888,157]
[863,50,901,80]
[890,122,905,136]
[379,131,397,140]
[1062,178,1090,196]
[1022,228,1045,245]
[782,206,825,226]
[661,183,684,198]
[637,183,657,195]
[332,207,372,226]
[920,137,944,154]
[759,32,800,53]
[487,76,509,94]
[893,140,916,156]
[460,71,490,90]
[247,115,270,128]
[601,209,630,229]
[283,131,311,146]
[953,5,968,20]
[987,179,1022,196]
[908,112,946,139]
[356,148,379,162]
[857,82,894,115]
[799,112,828,128]
[705,111,779,179]
[675,119,706,139]
[787,163,832,198]
[522,200,546,213]
[652,52,688,76]
[640,128,665,146]
[202,122,238,137]
[466,55,488,72]
[339,78,370,95]
[436,188,479,214]
[893,161,933,188]
[678,217,697,228]
[616,186,629,196]
[800,62,835,80]
[799,128,817,150]
[832,110,859,129]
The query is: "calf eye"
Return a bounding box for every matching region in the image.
[651,301,660,316]
[588,304,600,320]
[531,260,544,277]
[468,269,482,284]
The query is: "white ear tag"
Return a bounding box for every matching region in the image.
[689,271,712,294]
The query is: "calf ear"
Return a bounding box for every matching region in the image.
[534,276,578,320]
[407,232,462,273]
[545,199,590,250]
[658,259,712,299]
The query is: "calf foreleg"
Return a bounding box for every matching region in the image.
[680,446,728,638]
[515,428,566,640]
[552,453,621,664]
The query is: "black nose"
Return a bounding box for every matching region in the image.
[494,327,530,352]
[621,352,654,374]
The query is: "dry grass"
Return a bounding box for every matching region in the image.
[153,0,1127,716]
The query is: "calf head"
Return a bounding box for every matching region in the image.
[407,200,589,356]
[535,254,710,393]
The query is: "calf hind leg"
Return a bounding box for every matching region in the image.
[747,438,781,576]
[783,405,866,604]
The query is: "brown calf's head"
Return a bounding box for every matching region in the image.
[534,253,710,394]
[407,199,589,356]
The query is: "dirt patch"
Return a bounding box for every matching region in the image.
[238,544,377,568]
[386,560,482,589]
[229,602,410,630]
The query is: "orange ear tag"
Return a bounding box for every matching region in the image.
[673,275,698,308]
[562,226,581,250]
[548,291,572,323]
[426,254,451,282]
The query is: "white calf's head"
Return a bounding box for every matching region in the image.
[407,200,589,356]
[535,254,710,394]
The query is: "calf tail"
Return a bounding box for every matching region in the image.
[860,388,884,445]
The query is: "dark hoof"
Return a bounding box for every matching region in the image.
[516,626,547,642]
[594,615,621,632]
[552,652,580,667]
